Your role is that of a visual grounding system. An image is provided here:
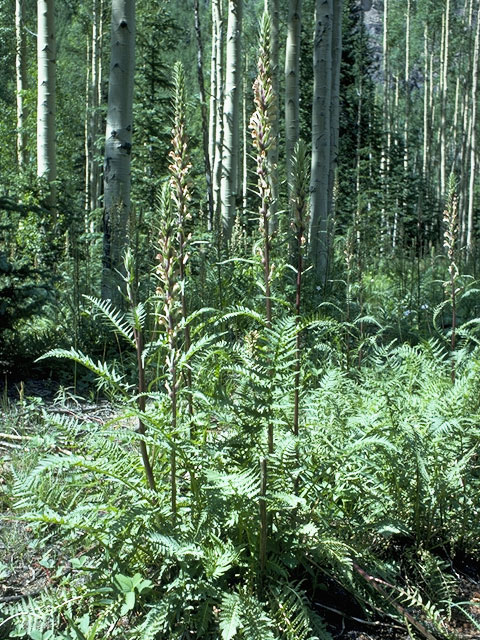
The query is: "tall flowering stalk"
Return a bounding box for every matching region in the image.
[250,14,276,589]
[155,184,181,523]
[154,62,193,524]
[169,62,193,420]
[250,12,276,330]
[443,174,459,381]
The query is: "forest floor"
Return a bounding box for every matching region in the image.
[1,385,480,639]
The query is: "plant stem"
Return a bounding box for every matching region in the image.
[134,326,157,493]
[259,456,267,592]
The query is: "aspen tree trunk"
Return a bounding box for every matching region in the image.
[208,0,217,222]
[419,22,429,253]
[461,113,473,247]
[85,36,91,214]
[37,0,56,209]
[380,0,390,247]
[285,0,302,195]
[212,0,224,234]
[403,0,410,183]
[402,0,411,232]
[440,0,450,198]
[450,75,462,201]
[460,1,474,245]
[422,24,428,181]
[459,89,468,245]
[392,72,399,248]
[309,0,332,284]
[194,0,213,227]
[220,0,242,242]
[102,0,135,302]
[85,0,102,215]
[355,69,363,243]
[89,0,102,212]
[242,60,248,218]
[16,0,28,168]
[428,49,435,197]
[453,76,460,165]
[328,0,342,224]
[467,2,480,255]
[264,0,279,226]
[87,0,105,218]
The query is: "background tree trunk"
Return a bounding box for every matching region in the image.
[328,0,342,233]
[89,0,102,213]
[380,0,390,247]
[285,0,302,197]
[212,0,224,236]
[102,0,135,302]
[264,0,279,227]
[221,0,242,242]
[37,0,56,209]
[16,0,28,169]
[467,1,480,255]
[194,0,213,228]
[309,0,333,285]
[440,0,450,199]
[208,0,218,230]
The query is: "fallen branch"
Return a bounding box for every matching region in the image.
[353,563,438,640]
[314,601,404,631]
[0,590,44,604]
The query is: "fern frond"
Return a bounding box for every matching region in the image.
[137,600,172,639]
[270,583,330,640]
[36,348,131,397]
[148,533,203,560]
[83,295,136,347]
[206,466,260,501]
[203,538,239,579]
[217,306,267,327]
[239,591,276,640]
[219,592,242,640]
[134,301,147,331]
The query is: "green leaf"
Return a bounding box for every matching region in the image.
[219,592,242,640]
[113,573,134,593]
[123,590,136,613]
[83,295,136,346]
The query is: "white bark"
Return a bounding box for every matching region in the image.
[309,0,332,283]
[242,64,247,218]
[85,0,102,214]
[212,0,224,233]
[89,0,102,212]
[285,0,302,195]
[208,0,217,205]
[265,0,279,227]
[194,0,213,227]
[380,0,390,245]
[422,24,428,180]
[328,0,342,220]
[16,0,28,168]
[102,0,135,300]
[440,0,450,198]
[467,3,480,253]
[85,36,91,214]
[404,0,410,178]
[220,0,242,242]
[37,0,56,206]
[460,1,474,245]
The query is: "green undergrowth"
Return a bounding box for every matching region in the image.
[1,319,480,639]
